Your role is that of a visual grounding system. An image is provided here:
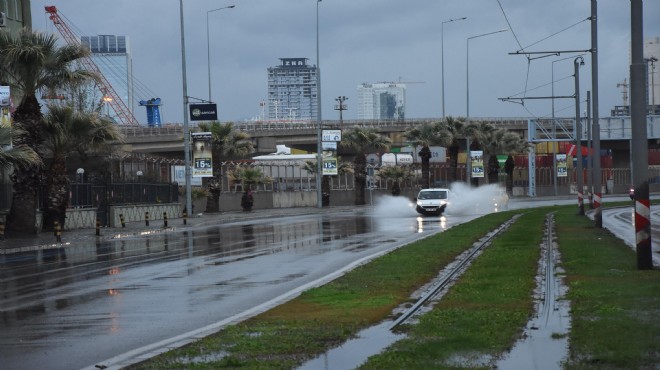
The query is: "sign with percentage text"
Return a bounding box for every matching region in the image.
[322,129,342,142]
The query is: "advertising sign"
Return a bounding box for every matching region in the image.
[189,103,218,121]
[470,150,484,178]
[322,141,338,175]
[192,132,213,177]
[556,154,568,177]
[171,165,202,186]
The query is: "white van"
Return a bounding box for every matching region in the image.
[414,188,450,216]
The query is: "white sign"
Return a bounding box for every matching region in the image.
[171,165,202,186]
[0,86,10,107]
[400,146,447,163]
[322,129,342,142]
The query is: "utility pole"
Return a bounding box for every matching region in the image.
[630,0,652,270]
[574,56,585,216]
[334,96,348,124]
[591,0,603,227]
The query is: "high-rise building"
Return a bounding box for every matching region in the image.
[267,58,318,121]
[80,35,134,117]
[357,83,406,120]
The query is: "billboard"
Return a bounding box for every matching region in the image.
[189,103,218,121]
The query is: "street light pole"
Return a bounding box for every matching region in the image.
[179,0,192,218]
[206,5,235,102]
[574,56,585,215]
[466,29,507,184]
[441,17,466,118]
[315,0,323,208]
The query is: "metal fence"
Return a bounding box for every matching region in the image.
[68,182,179,208]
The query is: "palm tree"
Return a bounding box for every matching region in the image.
[480,129,528,184]
[197,121,253,213]
[404,122,452,189]
[438,116,466,184]
[0,28,96,234]
[341,127,391,205]
[377,165,411,196]
[0,123,42,172]
[227,165,270,190]
[40,105,124,229]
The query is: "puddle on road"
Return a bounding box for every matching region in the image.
[496,215,571,370]
[297,322,404,370]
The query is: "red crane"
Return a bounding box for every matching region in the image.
[45,5,139,125]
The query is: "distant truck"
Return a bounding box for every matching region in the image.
[414,188,450,216]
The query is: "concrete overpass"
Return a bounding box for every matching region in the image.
[119,116,660,167]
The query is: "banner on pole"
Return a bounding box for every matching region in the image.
[470,150,484,178]
[556,154,568,177]
[192,132,213,177]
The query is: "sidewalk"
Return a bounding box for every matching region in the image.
[0,206,363,254]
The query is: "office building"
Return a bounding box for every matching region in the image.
[80,34,134,117]
[357,82,406,120]
[267,58,318,121]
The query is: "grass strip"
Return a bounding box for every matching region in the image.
[555,207,660,369]
[130,211,516,369]
[359,207,547,369]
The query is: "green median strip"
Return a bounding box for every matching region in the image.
[130,204,659,370]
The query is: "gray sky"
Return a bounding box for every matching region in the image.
[31,0,660,125]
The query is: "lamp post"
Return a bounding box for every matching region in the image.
[552,54,584,196]
[574,56,585,215]
[179,0,192,218]
[441,17,466,118]
[465,29,507,183]
[206,5,235,102]
[315,0,323,208]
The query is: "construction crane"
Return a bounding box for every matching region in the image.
[617,78,629,107]
[45,5,139,125]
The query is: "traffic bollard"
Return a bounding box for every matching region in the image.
[182,210,187,225]
[54,221,62,242]
[163,212,168,227]
[0,221,4,240]
[96,218,101,236]
[145,211,149,226]
[120,213,126,228]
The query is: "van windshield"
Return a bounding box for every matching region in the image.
[418,190,448,200]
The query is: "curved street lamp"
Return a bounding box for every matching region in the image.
[441,17,467,118]
[465,29,508,183]
[207,5,235,102]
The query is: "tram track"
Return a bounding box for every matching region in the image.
[390,214,521,329]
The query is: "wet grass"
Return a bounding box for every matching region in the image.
[129,204,660,369]
[556,209,660,369]
[359,207,547,369]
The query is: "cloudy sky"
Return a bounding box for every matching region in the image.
[31,0,660,125]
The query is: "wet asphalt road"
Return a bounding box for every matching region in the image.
[1,199,477,370]
[0,195,652,370]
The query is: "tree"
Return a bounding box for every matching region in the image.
[0,123,42,172]
[480,128,528,185]
[438,116,466,184]
[377,165,411,196]
[197,121,253,213]
[404,122,452,189]
[39,105,124,229]
[227,165,270,190]
[0,28,97,234]
[341,127,391,205]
